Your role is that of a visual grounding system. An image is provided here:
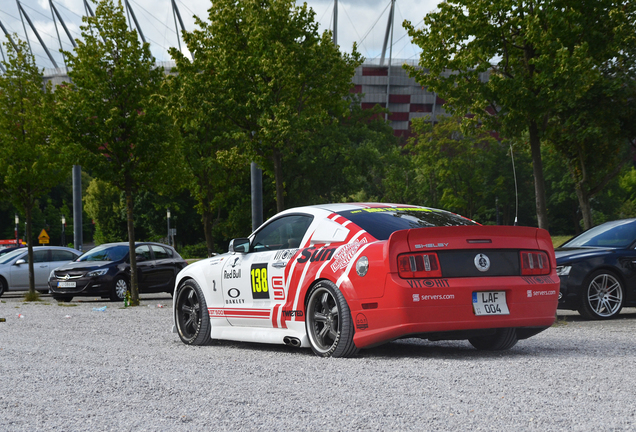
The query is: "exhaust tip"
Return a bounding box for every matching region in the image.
[283,336,301,348]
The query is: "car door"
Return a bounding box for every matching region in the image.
[10,250,49,289]
[134,244,157,291]
[150,244,176,292]
[221,214,313,327]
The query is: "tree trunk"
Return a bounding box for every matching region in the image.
[273,149,285,212]
[125,186,139,306]
[25,205,35,296]
[203,208,215,257]
[529,121,549,230]
[575,184,593,230]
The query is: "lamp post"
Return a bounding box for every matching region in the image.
[61,215,66,246]
[15,214,19,246]
[167,209,171,247]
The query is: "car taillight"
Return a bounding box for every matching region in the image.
[397,252,442,279]
[520,251,550,275]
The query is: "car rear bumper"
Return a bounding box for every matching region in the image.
[350,273,559,348]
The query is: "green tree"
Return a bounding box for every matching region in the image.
[0,37,67,298]
[182,0,362,212]
[404,0,634,230]
[55,0,176,305]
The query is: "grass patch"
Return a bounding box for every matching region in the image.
[23,291,41,302]
[56,303,78,307]
[553,315,569,327]
[551,235,571,249]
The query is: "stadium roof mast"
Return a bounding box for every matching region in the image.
[49,0,76,69]
[83,0,107,44]
[171,0,192,60]
[123,0,146,44]
[380,0,395,121]
[333,0,338,45]
[16,0,59,69]
[0,20,19,73]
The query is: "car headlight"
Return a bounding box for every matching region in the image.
[556,265,571,276]
[86,269,108,277]
[356,256,369,277]
[49,269,56,279]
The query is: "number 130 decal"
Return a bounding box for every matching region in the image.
[250,263,270,299]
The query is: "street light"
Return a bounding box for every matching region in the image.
[167,209,171,247]
[61,215,66,246]
[15,214,19,246]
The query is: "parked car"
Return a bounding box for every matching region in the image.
[173,203,559,357]
[0,246,82,296]
[556,218,636,319]
[49,242,187,302]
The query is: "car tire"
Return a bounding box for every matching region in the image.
[578,270,624,320]
[52,295,73,302]
[110,277,129,302]
[469,328,518,351]
[174,279,211,345]
[0,277,6,297]
[37,290,48,295]
[305,280,359,358]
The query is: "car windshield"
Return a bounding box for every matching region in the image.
[78,245,129,262]
[338,207,477,241]
[561,220,636,248]
[0,249,26,265]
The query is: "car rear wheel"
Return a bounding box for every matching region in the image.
[578,271,624,320]
[175,279,211,345]
[0,278,6,297]
[469,328,518,351]
[52,295,73,302]
[110,277,128,302]
[305,281,359,358]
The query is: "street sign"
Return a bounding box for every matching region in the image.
[170,228,177,236]
[38,229,50,244]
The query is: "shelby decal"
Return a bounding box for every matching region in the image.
[415,243,449,249]
[406,279,450,288]
[275,249,298,260]
[224,268,242,279]
[297,247,336,264]
[330,238,368,272]
[250,263,269,299]
[355,313,368,330]
[282,310,304,317]
[527,289,557,297]
[522,276,555,285]
[271,276,285,300]
[208,309,225,317]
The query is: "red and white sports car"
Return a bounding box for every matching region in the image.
[173,203,559,357]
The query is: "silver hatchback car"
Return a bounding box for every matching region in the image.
[0,246,81,296]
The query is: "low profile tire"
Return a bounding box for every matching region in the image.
[110,277,128,302]
[174,279,211,345]
[0,278,6,297]
[469,328,518,351]
[305,280,359,358]
[52,295,73,302]
[578,271,624,320]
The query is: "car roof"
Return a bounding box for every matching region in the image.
[276,202,422,216]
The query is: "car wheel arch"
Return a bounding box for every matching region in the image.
[0,275,7,296]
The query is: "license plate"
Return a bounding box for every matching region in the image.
[57,281,76,288]
[472,291,509,315]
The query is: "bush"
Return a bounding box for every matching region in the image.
[179,242,209,259]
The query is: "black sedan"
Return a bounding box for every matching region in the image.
[556,219,636,319]
[49,242,187,302]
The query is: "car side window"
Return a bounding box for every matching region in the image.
[22,250,48,263]
[135,245,152,261]
[51,250,75,262]
[251,215,313,252]
[151,245,170,259]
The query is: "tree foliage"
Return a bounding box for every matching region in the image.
[55,0,176,305]
[0,37,67,296]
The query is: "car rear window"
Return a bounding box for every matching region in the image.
[338,207,476,241]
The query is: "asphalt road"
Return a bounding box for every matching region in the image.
[1,292,635,431]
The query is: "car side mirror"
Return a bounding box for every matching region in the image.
[15,259,26,266]
[229,238,250,254]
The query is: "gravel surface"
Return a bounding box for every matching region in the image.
[1,292,635,431]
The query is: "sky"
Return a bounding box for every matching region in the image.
[0,0,440,71]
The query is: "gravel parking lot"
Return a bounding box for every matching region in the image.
[1,292,635,431]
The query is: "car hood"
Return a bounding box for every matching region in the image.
[55,261,114,272]
[555,247,615,263]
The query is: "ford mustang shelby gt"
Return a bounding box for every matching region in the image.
[173,203,559,357]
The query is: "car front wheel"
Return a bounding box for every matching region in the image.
[174,279,211,345]
[578,271,624,319]
[110,277,128,302]
[305,281,359,358]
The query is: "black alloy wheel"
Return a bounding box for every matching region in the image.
[305,280,359,358]
[175,279,211,345]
